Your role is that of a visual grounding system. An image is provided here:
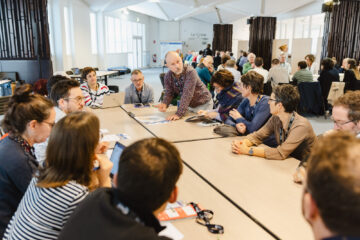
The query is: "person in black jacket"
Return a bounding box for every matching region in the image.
[0,84,55,238]
[58,138,183,240]
[344,58,360,92]
[213,50,221,70]
[203,43,213,57]
[318,58,339,110]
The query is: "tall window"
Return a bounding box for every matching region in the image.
[63,7,72,55]
[90,13,97,54]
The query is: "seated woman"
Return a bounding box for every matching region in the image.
[232,84,317,161]
[228,71,271,135]
[80,67,110,107]
[3,112,112,240]
[0,85,55,238]
[343,58,360,92]
[317,58,339,110]
[198,69,242,123]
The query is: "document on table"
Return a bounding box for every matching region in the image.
[102,133,131,142]
[159,222,184,240]
[135,116,170,125]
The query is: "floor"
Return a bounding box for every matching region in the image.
[108,67,333,136]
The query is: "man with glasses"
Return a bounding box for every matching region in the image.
[34,79,85,162]
[124,69,154,104]
[302,131,360,240]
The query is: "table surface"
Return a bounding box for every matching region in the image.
[121,104,223,143]
[174,165,274,240]
[174,137,313,240]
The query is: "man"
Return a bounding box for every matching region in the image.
[196,55,214,87]
[267,58,290,88]
[124,69,154,104]
[249,57,268,83]
[302,131,360,240]
[155,51,213,121]
[279,53,291,74]
[292,61,313,84]
[242,53,256,74]
[58,138,183,240]
[293,91,360,183]
[46,74,69,95]
[34,79,85,162]
[203,43,213,57]
[225,59,241,82]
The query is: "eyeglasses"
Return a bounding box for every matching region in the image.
[64,96,86,103]
[268,98,278,103]
[190,202,224,234]
[330,116,354,126]
[42,121,55,128]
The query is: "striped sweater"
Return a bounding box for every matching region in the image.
[3,178,88,240]
[80,82,110,107]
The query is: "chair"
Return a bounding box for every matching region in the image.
[297,82,325,117]
[159,73,165,88]
[327,82,345,106]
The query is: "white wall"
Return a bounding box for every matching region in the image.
[231,17,250,58]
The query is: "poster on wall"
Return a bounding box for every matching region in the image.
[160,42,183,61]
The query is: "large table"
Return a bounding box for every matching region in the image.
[175,137,313,240]
[121,104,223,143]
[56,70,118,85]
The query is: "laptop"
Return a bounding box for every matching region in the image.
[101,92,125,109]
[110,141,126,175]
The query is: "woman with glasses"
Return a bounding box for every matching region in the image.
[232,84,317,161]
[197,69,243,123]
[0,85,55,238]
[228,71,271,135]
[3,112,113,240]
[80,67,110,107]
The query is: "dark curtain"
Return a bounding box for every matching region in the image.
[320,12,331,60]
[212,24,233,53]
[327,0,360,63]
[249,17,276,70]
[0,0,52,83]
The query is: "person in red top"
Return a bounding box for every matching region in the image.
[155,51,213,121]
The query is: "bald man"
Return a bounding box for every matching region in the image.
[155,51,212,121]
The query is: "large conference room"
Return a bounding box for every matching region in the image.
[1,0,360,239]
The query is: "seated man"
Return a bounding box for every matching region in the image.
[267,59,290,88]
[225,59,241,82]
[34,79,85,162]
[279,53,291,74]
[124,69,154,104]
[292,61,313,84]
[58,138,183,240]
[302,131,360,239]
[155,51,213,121]
[249,57,268,83]
[242,53,256,74]
[232,84,317,161]
[294,90,360,183]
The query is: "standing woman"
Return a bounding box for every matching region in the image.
[80,67,110,107]
[0,85,55,238]
[3,112,112,239]
[343,59,360,92]
[305,54,318,75]
[317,58,339,110]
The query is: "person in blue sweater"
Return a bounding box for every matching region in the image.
[229,71,271,135]
[196,56,214,87]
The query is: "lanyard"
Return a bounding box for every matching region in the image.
[250,95,262,118]
[279,112,295,144]
[136,88,143,104]
[88,83,98,103]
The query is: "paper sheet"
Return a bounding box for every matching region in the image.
[135,116,170,125]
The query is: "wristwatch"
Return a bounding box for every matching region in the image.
[248,147,254,156]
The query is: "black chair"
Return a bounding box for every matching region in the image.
[108,85,119,93]
[297,82,326,118]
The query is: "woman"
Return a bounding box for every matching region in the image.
[232,84,317,161]
[229,71,271,135]
[0,85,55,238]
[3,112,112,239]
[217,55,231,71]
[317,58,339,110]
[198,69,242,123]
[343,58,360,92]
[80,67,110,107]
[305,54,318,75]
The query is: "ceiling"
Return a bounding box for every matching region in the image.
[83,0,323,23]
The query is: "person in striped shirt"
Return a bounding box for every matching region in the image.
[3,112,113,240]
[80,67,110,107]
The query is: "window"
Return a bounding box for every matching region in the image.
[90,13,97,54]
[63,7,72,55]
